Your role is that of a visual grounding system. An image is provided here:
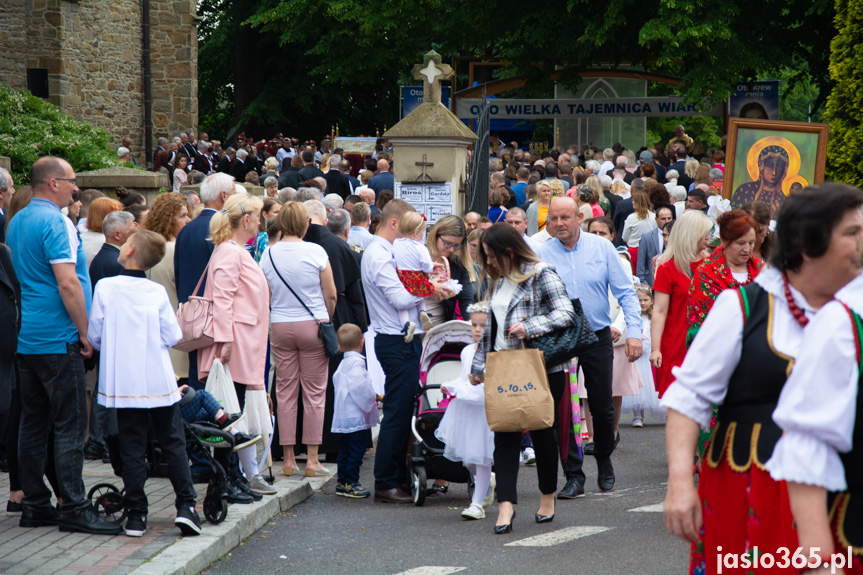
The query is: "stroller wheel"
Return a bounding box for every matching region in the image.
[204,493,228,524]
[410,464,427,507]
[467,473,476,502]
[87,482,127,524]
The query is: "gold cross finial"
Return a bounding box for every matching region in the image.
[411,50,453,105]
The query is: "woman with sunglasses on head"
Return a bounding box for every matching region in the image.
[424,215,477,324]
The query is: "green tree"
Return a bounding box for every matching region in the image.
[823,0,863,185]
[201,0,838,142]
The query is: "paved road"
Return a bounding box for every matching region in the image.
[201,416,688,575]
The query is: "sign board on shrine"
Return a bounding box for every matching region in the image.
[394,181,455,225]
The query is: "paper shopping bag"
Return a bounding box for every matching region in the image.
[484,347,554,432]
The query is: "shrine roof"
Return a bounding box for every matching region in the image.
[384,102,478,141]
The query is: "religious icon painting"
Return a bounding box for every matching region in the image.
[723,118,829,217]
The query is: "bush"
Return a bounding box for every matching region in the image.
[824,0,863,186]
[0,85,119,185]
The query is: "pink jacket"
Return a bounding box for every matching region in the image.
[198,241,269,386]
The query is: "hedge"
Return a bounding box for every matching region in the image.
[0,85,118,185]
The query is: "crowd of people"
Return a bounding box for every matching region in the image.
[0,126,860,575]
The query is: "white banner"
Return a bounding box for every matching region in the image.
[455,97,723,119]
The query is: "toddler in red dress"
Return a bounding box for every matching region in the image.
[393,212,435,342]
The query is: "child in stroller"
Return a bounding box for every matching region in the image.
[407,311,493,510]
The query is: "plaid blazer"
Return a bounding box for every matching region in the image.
[471,262,575,376]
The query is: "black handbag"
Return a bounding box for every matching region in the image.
[527,298,598,365]
[267,250,340,357]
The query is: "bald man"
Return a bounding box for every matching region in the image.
[369,159,394,199]
[538,197,642,497]
[464,211,480,232]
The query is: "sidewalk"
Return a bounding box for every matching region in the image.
[0,458,334,575]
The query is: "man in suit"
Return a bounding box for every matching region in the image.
[635,206,673,287]
[369,159,394,199]
[298,148,324,182]
[153,137,168,165]
[340,159,361,193]
[0,168,15,244]
[192,140,213,175]
[323,155,351,200]
[181,133,196,160]
[279,155,304,189]
[217,148,235,174]
[84,211,134,462]
[174,172,236,391]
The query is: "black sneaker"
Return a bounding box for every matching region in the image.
[125,515,147,537]
[6,500,23,515]
[231,432,262,451]
[233,475,263,501]
[336,483,371,499]
[174,505,202,536]
[19,505,61,528]
[59,505,123,535]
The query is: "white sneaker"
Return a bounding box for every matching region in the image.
[419,311,433,331]
[403,322,416,343]
[523,447,536,465]
[483,473,496,508]
[632,418,643,428]
[461,504,485,520]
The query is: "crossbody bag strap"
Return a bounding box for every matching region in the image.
[267,249,318,323]
[191,260,211,298]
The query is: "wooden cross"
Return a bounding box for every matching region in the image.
[411,50,453,105]
[415,154,434,182]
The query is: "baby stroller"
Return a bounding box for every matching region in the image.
[409,320,476,506]
[87,388,235,525]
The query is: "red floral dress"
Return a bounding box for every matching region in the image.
[686,247,764,461]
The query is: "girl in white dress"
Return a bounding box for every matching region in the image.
[435,303,495,520]
[622,285,665,426]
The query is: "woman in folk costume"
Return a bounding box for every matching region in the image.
[661,184,863,575]
[766,274,863,574]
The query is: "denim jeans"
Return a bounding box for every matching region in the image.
[337,430,367,486]
[373,335,422,491]
[17,344,89,513]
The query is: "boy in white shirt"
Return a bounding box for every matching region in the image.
[331,324,381,499]
[88,230,201,538]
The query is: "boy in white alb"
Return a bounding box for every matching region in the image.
[87,230,201,538]
[331,324,381,498]
[392,212,434,342]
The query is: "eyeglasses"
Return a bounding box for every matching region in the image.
[54,178,77,185]
[439,238,462,251]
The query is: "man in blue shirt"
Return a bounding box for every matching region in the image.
[538,197,642,497]
[6,156,122,535]
[509,166,529,206]
[369,159,394,200]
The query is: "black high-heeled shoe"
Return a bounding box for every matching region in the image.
[494,509,515,534]
[535,512,554,524]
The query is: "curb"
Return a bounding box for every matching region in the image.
[128,474,332,575]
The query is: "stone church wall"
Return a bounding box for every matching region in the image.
[0,0,197,161]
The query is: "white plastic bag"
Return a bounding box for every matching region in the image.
[205,359,248,434]
[243,389,273,437]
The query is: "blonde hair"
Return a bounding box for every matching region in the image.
[685,158,700,178]
[549,179,565,198]
[636,285,653,319]
[277,201,310,238]
[208,194,263,244]
[585,175,603,203]
[610,181,627,196]
[656,210,713,278]
[398,212,427,237]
